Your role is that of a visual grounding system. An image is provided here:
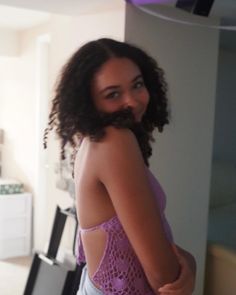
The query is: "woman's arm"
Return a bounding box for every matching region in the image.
[92,127,180,293]
[159,245,196,295]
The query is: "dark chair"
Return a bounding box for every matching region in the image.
[23,206,85,295]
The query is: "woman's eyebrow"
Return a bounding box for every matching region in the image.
[132,74,143,82]
[99,74,143,94]
[99,85,120,94]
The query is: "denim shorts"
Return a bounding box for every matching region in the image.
[77,265,103,295]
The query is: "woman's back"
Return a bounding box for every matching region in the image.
[75,135,117,280]
[74,127,178,294]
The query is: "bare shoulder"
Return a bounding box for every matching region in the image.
[92,126,140,156]
[100,126,136,144]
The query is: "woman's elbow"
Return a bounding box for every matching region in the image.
[145,259,180,292]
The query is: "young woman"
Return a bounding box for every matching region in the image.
[44,38,196,295]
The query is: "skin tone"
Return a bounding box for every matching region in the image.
[76,57,196,294]
[159,245,196,294]
[92,57,149,122]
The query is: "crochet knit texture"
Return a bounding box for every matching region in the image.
[77,168,173,295]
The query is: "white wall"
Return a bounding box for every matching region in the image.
[0,23,49,187]
[125,4,219,295]
[0,22,51,253]
[40,8,126,251]
[0,5,125,252]
[0,27,19,56]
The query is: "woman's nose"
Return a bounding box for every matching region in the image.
[123,93,138,108]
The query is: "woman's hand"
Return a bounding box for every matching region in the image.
[158,244,196,295]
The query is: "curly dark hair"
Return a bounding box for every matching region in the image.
[44,38,169,166]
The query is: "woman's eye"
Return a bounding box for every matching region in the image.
[134,81,144,89]
[106,91,119,99]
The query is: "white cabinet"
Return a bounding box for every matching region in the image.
[0,193,32,259]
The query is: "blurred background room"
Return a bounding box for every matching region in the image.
[0,1,235,294]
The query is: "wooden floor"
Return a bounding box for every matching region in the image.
[0,256,32,295]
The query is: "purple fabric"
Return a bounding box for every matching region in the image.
[76,168,174,295]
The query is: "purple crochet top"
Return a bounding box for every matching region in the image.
[76,168,174,295]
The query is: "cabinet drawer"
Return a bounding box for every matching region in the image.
[0,236,30,259]
[0,194,30,218]
[0,217,28,238]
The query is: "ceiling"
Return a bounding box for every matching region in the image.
[0,0,236,29]
[212,0,236,26]
[0,0,124,30]
[148,0,236,25]
[0,5,50,30]
[0,0,235,49]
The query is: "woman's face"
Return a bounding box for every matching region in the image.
[92,57,149,122]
